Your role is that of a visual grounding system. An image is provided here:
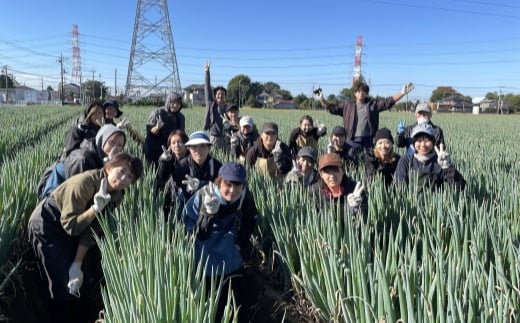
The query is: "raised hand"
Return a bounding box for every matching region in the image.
[204,60,211,72]
[401,82,415,95]
[116,117,129,129]
[397,119,406,134]
[159,145,173,162]
[91,178,111,214]
[182,174,200,193]
[103,147,117,164]
[434,143,451,169]
[155,115,164,130]
[347,181,364,208]
[220,113,231,128]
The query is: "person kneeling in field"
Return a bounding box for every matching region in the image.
[183,162,259,322]
[309,153,368,222]
[395,123,465,191]
[285,146,320,187]
[28,153,143,323]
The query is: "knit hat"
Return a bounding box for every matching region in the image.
[96,124,126,154]
[239,116,254,128]
[373,127,394,144]
[261,122,278,134]
[103,100,123,118]
[318,153,343,171]
[219,162,247,186]
[226,104,239,112]
[297,146,317,162]
[411,123,435,142]
[185,131,211,146]
[332,126,347,137]
[415,103,432,114]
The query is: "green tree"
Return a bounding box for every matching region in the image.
[0,75,14,88]
[485,92,498,100]
[227,75,251,106]
[430,86,457,102]
[82,80,107,101]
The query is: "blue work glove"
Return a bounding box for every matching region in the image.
[397,120,406,134]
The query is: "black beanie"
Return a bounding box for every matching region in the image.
[374,127,394,144]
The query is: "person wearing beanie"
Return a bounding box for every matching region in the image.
[395,102,445,155]
[308,153,368,223]
[183,161,259,322]
[144,92,185,166]
[287,115,327,157]
[364,127,401,187]
[230,115,259,161]
[245,121,293,181]
[395,123,465,191]
[63,101,105,157]
[315,80,415,151]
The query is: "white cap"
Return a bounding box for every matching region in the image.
[239,116,254,127]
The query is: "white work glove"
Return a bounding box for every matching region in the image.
[103,147,117,164]
[285,160,303,183]
[204,60,211,72]
[91,178,111,214]
[327,138,336,154]
[155,116,164,130]
[400,82,415,95]
[315,119,327,134]
[182,175,200,193]
[67,261,83,298]
[220,114,231,128]
[434,144,451,169]
[347,182,364,208]
[203,183,220,215]
[397,120,406,134]
[313,88,324,101]
[230,131,239,147]
[116,117,129,129]
[272,140,282,156]
[159,145,173,162]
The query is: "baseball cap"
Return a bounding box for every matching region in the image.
[219,162,247,186]
[297,146,317,162]
[239,116,254,128]
[185,131,211,146]
[411,123,435,141]
[318,153,343,171]
[226,104,239,112]
[332,126,347,137]
[261,122,278,134]
[415,103,432,114]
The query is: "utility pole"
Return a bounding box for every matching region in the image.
[238,79,241,108]
[57,54,65,104]
[114,69,117,96]
[3,65,7,103]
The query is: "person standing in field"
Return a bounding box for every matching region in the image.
[245,122,293,181]
[183,162,259,322]
[63,101,104,157]
[309,153,368,222]
[229,115,259,162]
[143,92,185,167]
[203,60,236,151]
[155,130,190,218]
[287,115,327,156]
[395,102,445,155]
[28,153,143,323]
[315,80,415,152]
[395,123,465,191]
[364,127,400,187]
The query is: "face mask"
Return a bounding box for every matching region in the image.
[417,116,429,124]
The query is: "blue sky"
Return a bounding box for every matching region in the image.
[0,0,519,102]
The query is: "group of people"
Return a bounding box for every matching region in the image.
[27,61,466,322]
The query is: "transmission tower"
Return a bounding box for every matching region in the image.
[125,0,181,100]
[352,35,363,85]
[71,24,82,85]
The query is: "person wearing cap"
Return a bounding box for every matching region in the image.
[220,104,241,153]
[395,123,465,191]
[28,153,143,322]
[327,125,358,170]
[309,153,368,221]
[230,115,259,161]
[102,99,122,125]
[285,146,319,187]
[63,101,105,157]
[39,124,127,200]
[245,122,292,180]
[173,131,222,217]
[183,161,259,322]
[287,115,327,156]
[315,80,415,151]
[144,92,185,166]
[395,102,446,155]
[156,130,190,218]
[203,61,237,152]
[364,127,400,187]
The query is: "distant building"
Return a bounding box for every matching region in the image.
[272,100,295,109]
[436,94,472,112]
[183,84,205,106]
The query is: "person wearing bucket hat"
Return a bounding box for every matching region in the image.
[309,153,368,222]
[63,101,105,157]
[203,61,241,152]
[172,131,222,218]
[245,121,292,181]
[364,127,400,187]
[287,115,327,157]
[285,146,320,187]
[395,102,445,155]
[230,115,259,161]
[327,125,358,170]
[316,80,415,152]
[28,153,143,322]
[183,161,259,321]
[102,99,123,123]
[395,123,465,191]
[144,92,185,166]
